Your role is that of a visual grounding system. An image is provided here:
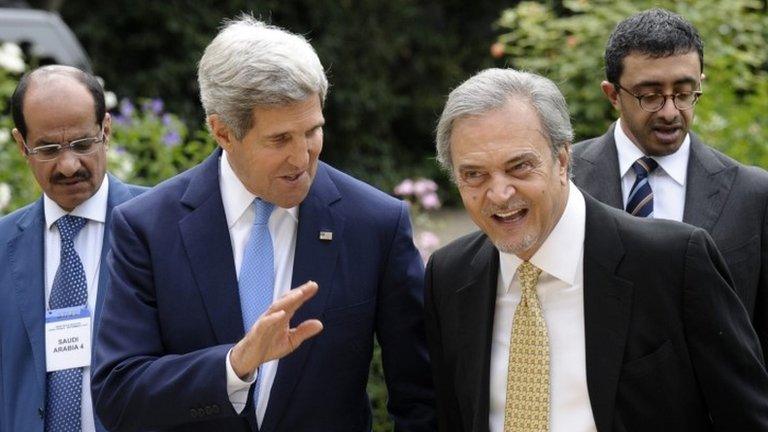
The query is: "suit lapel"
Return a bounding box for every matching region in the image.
[178,150,244,345]
[8,199,47,398]
[455,237,498,432]
[582,195,634,432]
[94,175,135,336]
[260,164,342,432]
[682,135,735,231]
[575,125,624,209]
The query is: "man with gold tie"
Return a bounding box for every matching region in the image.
[424,67,768,431]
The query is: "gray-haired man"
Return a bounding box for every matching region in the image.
[92,15,435,432]
[425,67,768,431]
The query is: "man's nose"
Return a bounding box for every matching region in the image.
[487,173,515,205]
[656,95,681,121]
[288,138,310,168]
[55,150,82,176]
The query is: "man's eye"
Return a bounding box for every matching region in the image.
[641,93,663,103]
[461,171,486,185]
[36,146,60,156]
[71,140,95,153]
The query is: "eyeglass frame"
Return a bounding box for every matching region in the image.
[612,83,703,113]
[22,128,107,162]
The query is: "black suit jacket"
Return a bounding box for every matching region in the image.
[425,193,768,432]
[572,125,768,358]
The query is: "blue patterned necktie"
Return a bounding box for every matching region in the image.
[626,156,659,217]
[238,199,275,415]
[46,215,88,432]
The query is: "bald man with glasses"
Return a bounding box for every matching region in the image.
[572,9,768,356]
[0,65,145,432]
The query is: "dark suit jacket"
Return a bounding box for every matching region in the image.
[0,175,145,432]
[572,124,768,358]
[425,192,768,432]
[91,149,435,432]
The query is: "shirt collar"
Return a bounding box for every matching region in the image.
[219,150,298,229]
[44,174,109,230]
[499,182,585,291]
[614,119,689,186]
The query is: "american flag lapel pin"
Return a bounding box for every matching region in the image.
[319,231,333,241]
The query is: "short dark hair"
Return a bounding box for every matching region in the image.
[11,65,106,139]
[604,8,703,84]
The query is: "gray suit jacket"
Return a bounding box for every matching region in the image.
[572,123,768,359]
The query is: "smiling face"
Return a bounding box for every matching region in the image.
[211,95,325,208]
[601,51,702,156]
[450,100,570,260]
[12,76,109,211]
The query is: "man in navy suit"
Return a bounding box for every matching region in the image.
[91,15,435,432]
[0,66,145,432]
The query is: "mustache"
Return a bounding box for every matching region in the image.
[51,169,91,184]
[482,199,529,216]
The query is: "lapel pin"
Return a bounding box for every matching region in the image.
[319,231,333,241]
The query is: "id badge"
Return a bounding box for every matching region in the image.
[45,305,91,372]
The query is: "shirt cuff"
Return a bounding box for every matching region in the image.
[226,347,257,414]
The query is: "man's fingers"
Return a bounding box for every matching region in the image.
[266,281,319,315]
[289,319,324,349]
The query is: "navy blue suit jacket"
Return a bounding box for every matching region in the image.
[0,175,145,432]
[92,150,435,431]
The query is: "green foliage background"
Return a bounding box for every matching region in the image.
[495,0,768,168]
[1,0,766,430]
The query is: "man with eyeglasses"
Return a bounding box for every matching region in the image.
[0,65,145,432]
[572,9,768,357]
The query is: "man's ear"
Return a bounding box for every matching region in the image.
[102,113,112,148]
[208,114,236,152]
[600,80,621,110]
[11,128,27,158]
[558,142,571,184]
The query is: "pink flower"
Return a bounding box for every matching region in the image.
[394,179,415,196]
[419,192,441,210]
[413,178,438,196]
[417,231,440,249]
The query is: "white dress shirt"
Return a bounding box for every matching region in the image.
[489,183,596,432]
[44,175,109,432]
[219,151,299,425]
[615,119,689,221]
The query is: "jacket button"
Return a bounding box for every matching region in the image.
[212,404,220,414]
[190,408,198,418]
[38,407,44,419]
[205,406,213,415]
[197,408,205,417]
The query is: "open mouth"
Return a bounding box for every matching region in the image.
[652,126,681,144]
[492,208,528,223]
[279,171,305,183]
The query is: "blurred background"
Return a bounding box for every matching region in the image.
[0,0,766,429]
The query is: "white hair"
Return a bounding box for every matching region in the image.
[435,68,573,179]
[197,14,329,139]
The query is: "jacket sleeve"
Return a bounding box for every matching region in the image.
[684,228,768,430]
[424,254,463,432]
[91,206,243,432]
[375,201,437,431]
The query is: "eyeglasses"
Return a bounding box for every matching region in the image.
[613,83,702,112]
[23,131,106,162]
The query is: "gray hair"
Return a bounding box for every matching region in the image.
[197,14,329,139]
[435,68,573,177]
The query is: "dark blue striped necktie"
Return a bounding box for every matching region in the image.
[626,156,659,217]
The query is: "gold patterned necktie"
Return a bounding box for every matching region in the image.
[504,261,549,432]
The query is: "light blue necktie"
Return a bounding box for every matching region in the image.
[46,215,87,432]
[626,156,659,217]
[238,199,275,415]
